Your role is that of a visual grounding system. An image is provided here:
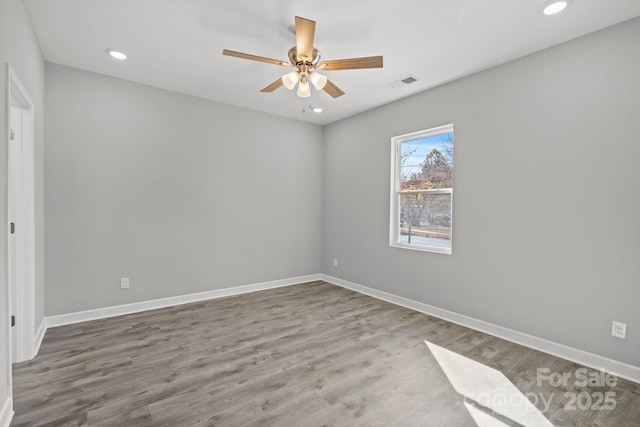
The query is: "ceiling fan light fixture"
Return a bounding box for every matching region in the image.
[297,77,311,98]
[282,70,299,90]
[309,72,327,90]
[222,16,383,99]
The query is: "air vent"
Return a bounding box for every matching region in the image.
[388,75,419,89]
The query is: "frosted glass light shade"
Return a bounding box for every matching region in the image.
[282,71,299,90]
[309,72,327,90]
[297,77,311,97]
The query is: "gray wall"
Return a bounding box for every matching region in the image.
[322,18,640,367]
[0,0,46,413]
[45,64,322,315]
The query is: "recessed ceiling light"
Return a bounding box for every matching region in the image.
[106,49,127,60]
[312,107,323,113]
[542,1,569,15]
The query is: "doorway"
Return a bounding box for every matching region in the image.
[6,65,36,364]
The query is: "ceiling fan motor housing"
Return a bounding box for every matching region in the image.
[288,47,321,69]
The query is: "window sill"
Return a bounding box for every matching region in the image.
[390,242,452,255]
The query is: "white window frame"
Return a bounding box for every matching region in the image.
[389,124,453,254]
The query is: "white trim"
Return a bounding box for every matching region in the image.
[321,274,640,384]
[6,64,36,363]
[33,318,47,357]
[392,241,451,255]
[46,274,322,328]
[393,123,454,144]
[7,66,33,107]
[0,397,13,427]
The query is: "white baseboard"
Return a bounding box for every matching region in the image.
[0,396,13,427]
[46,274,322,328]
[321,274,640,384]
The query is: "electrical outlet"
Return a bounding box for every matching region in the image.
[611,321,626,340]
[333,258,338,267]
[120,277,130,290]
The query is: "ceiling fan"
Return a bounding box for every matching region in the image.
[222,16,383,99]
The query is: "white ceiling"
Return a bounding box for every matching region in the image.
[24,0,640,125]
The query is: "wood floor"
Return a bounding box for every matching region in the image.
[11,281,640,426]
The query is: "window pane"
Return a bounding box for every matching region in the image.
[400,133,453,190]
[399,193,451,250]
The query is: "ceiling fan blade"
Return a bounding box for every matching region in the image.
[295,16,316,62]
[323,79,345,98]
[222,49,290,67]
[260,78,284,93]
[317,56,383,71]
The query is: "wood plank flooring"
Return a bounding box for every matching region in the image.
[11,281,640,426]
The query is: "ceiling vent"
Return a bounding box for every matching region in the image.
[388,75,419,89]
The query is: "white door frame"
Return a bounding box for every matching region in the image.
[5,64,36,363]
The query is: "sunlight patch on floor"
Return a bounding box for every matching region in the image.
[425,340,554,427]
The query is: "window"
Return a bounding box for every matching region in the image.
[390,124,454,254]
